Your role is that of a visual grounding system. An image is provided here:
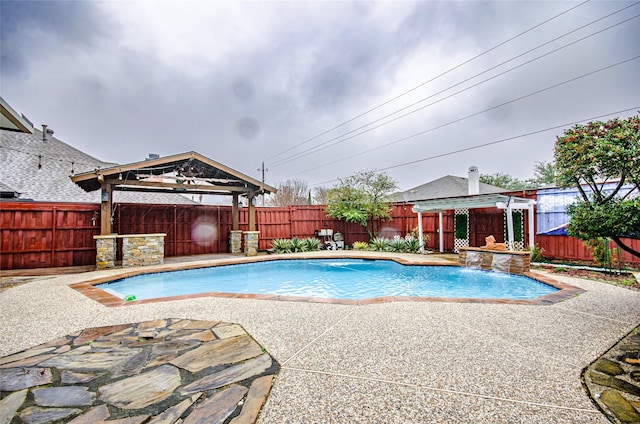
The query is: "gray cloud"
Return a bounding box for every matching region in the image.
[2,1,638,191]
[1,0,113,77]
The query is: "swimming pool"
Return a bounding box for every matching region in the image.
[99,258,558,301]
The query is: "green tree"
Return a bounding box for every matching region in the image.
[325,170,398,239]
[480,161,556,190]
[554,114,640,259]
[479,173,525,190]
[526,161,556,188]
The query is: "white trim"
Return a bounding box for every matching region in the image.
[417,211,424,253]
[438,212,444,253]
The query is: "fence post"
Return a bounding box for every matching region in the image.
[51,206,57,267]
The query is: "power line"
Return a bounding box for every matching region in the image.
[285,55,639,179]
[270,9,640,168]
[308,106,640,188]
[262,0,591,165]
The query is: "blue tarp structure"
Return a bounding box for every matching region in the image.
[536,183,637,236]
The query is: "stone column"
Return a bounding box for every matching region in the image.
[94,234,117,270]
[244,231,259,257]
[230,230,243,254]
[120,234,166,267]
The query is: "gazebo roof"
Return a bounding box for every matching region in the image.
[71,151,277,196]
[411,193,535,213]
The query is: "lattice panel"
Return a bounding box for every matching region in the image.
[504,209,524,251]
[453,208,469,253]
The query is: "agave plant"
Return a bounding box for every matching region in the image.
[302,237,321,251]
[352,241,369,251]
[369,237,391,252]
[271,238,293,254]
[403,236,422,254]
[290,237,307,253]
[389,235,407,252]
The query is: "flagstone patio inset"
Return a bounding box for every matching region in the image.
[0,319,279,423]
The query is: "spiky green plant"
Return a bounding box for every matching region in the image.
[290,237,307,253]
[303,237,321,251]
[403,237,422,254]
[370,237,391,252]
[352,241,369,251]
[389,236,406,252]
[271,238,293,254]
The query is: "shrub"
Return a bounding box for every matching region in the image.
[408,226,430,247]
[370,237,391,252]
[290,237,307,253]
[303,237,321,251]
[389,235,407,252]
[271,238,293,254]
[403,236,422,254]
[352,241,369,251]
[529,244,545,262]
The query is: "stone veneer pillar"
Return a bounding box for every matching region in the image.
[243,231,259,257]
[229,230,243,254]
[94,234,117,270]
[120,234,166,267]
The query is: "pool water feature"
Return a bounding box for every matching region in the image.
[99,259,558,302]
[465,250,482,269]
[491,254,512,273]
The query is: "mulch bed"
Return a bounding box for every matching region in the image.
[535,264,640,291]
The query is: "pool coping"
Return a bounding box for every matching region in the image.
[70,253,585,307]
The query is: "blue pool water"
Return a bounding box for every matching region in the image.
[99,259,557,301]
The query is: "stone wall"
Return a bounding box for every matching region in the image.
[94,235,117,270]
[120,234,166,267]
[243,231,259,257]
[229,230,242,254]
[458,247,530,275]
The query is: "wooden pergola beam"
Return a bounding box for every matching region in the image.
[105,178,252,193]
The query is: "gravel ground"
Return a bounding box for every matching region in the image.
[1,254,639,423]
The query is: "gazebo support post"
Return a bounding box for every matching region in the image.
[100,183,113,235]
[528,203,535,250]
[232,193,239,231]
[439,212,444,253]
[247,191,256,231]
[505,203,515,251]
[417,211,424,253]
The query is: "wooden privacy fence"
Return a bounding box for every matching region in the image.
[0,202,100,269]
[1,201,638,270]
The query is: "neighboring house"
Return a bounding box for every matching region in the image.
[0,97,195,205]
[393,166,507,202]
[394,167,534,252]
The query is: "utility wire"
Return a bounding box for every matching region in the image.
[286,55,639,179]
[270,9,640,168]
[261,0,591,166]
[308,106,640,187]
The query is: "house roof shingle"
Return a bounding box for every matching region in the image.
[394,175,507,202]
[0,127,196,204]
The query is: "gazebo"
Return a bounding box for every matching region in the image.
[71,151,277,268]
[411,193,536,253]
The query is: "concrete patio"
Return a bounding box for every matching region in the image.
[1,252,639,423]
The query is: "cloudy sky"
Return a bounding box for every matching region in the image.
[2,0,639,192]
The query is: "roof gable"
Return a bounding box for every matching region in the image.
[398,175,506,202]
[0,96,34,134]
[71,151,277,196]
